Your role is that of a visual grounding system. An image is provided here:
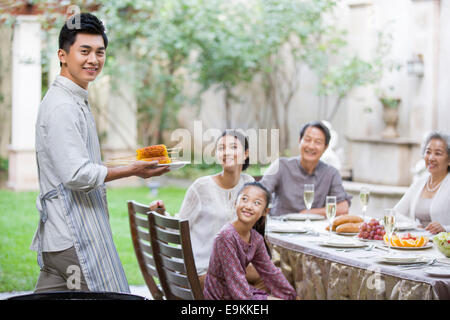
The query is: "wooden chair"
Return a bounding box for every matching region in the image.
[127,200,164,300]
[148,211,204,300]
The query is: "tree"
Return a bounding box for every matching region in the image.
[256,0,392,152]
[97,0,199,145]
[191,0,265,129]
[257,0,338,152]
[303,16,395,122]
[15,0,393,153]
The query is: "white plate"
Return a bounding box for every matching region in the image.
[319,239,367,248]
[382,254,421,263]
[283,213,325,221]
[353,236,384,243]
[332,231,358,236]
[424,267,450,277]
[267,221,308,233]
[156,161,190,170]
[387,243,433,250]
[378,255,426,265]
[268,227,308,234]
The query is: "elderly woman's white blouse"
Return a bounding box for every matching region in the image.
[177,174,254,274]
[394,172,450,231]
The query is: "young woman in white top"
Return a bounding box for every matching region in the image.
[394,131,450,234]
[149,130,255,287]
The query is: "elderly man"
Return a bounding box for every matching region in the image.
[261,121,351,217]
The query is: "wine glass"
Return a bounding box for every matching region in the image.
[326,196,337,238]
[303,184,314,213]
[383,208,396,255]
[359,187,370,220]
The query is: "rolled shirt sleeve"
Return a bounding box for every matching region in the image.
[45,103,107,191]
[260,159,280,194]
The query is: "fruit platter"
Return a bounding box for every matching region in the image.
[383,232,431,249]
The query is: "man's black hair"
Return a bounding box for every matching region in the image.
[58,13,108,66]
[299,121,331,146]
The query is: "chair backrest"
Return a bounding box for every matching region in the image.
[127,200,164,300]
[148,211,204,300]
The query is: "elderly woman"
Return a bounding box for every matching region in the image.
[394,131,450,234]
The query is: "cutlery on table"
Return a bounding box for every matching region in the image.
[399,259,437,270]
[373,245,390,252]
[336,245,375,253]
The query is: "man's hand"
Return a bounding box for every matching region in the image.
[131,161,170,179]
[299,200,349,217]
[105,161,170,182]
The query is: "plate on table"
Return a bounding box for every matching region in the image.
[319,238,367,248]
[353,236,384,243]
[283,213,325,221]
[386,243,433,250]
[424,267,450,277]
[332,231,358,236]
[378,254,426,265]
[267,221,308,234]
[268,226,309,234]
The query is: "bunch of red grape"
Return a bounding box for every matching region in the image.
[358,218,385,240]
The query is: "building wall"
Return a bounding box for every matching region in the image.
[175,0,445,183]
[1,1,448,188]
[437,0,450,132]
[0,25,12,159]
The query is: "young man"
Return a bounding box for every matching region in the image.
[261,121,351,217]
[30,13,169,293]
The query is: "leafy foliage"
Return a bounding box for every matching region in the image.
[3,0,393,153]
[96,0,200,145]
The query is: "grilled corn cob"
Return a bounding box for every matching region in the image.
[136,144,168,160]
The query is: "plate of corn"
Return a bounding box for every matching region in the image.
[104,144,189,170]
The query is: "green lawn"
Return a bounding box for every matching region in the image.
[0,185,187,292]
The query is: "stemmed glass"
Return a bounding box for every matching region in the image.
[326,196,337,238]
[359,187,370,220]
[303,184,314,213]
[383,208,396,255]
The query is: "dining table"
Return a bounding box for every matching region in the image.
[266,215,450,300]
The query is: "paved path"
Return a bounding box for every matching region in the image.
[0,285,153,300]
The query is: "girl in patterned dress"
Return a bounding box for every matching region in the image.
[203,182,298,300]
[149,130,256,288]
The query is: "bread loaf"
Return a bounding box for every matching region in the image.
[336,222,362,233]
[331,215,363,231]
